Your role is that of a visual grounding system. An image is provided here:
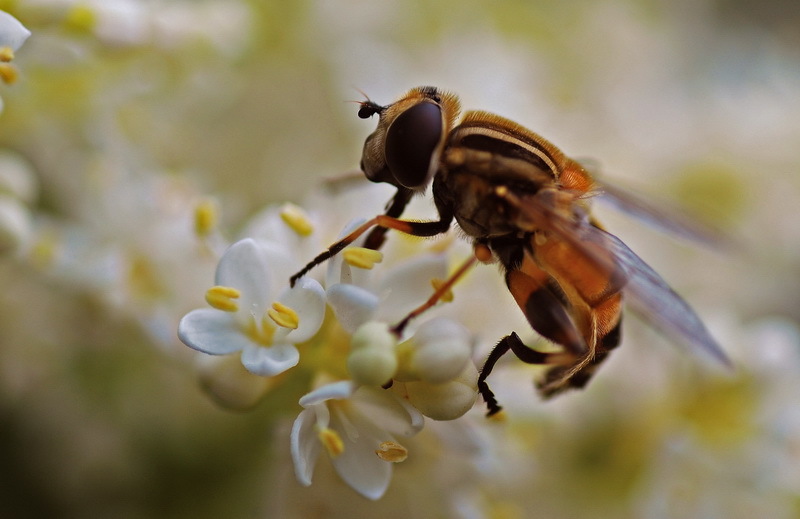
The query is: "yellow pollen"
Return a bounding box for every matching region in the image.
[0,63,18,85]
[488,410,508,423]
[0,47,14,63]
[194,198,218,238]
[375,441,407,463]
[64,4,97,33]
[318,427,345,457]
[430,278,454,302]
[279,203,314,236]
[205,285,240,312]
[267,301,299,329]
[343,247,383,270]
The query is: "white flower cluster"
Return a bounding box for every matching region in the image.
[177,202,479,499]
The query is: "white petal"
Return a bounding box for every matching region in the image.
[178,309,251,355]
[325,218,371,288]
[376,254,448,322]
[0,11,31,51]
[240,343,299,376]
[259,239,299,291]
[290,408,321,486]
[327,283,379,333]
[215,239,273,311]
[352,387,425,437]
[299,380,356,407]
[0,195,32,255]
[329,417,392,500]
[277,277,326,343]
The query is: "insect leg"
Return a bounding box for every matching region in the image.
[477,332,555,416]
[363,187,414,250]
[289,213,453,286]
[390,254,478,336]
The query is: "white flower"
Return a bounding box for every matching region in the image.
[178,238,325,376]
[0,11,30,52]
[325,219,450,333]
[346,317,478,420]
[290,380,424,500]
[0,195,32,255]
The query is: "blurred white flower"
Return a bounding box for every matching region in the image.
[178,238,325,376]
[290,380,424,500]
[0,10,30,52]
[0,194,32,255]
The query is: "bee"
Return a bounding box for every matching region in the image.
[291,86,729,416]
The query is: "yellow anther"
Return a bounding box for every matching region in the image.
[29,232,58,269]
[430,278,454,303]
[375,441,407,463]
[318,427,345,457]
[64,4,97,33]
[0,47,14,63]
[279,203,314,237]
[194,198,218,238]
[488,410,508,423]
[205,285,240,312]
[267,301,299,329]
[343,247,383,270]
[0,63,18,85]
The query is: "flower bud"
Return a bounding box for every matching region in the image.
[405,363,479,420]
[347,322,398,386]
[397,317,472,384]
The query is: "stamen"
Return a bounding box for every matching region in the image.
[194,198,218,238]
[430,278,454,302]
[375,441,407,462]
[343,247,383,270]
[489,410,508,423]
[267,301,299,329]
[318,427,345,457]
[0,47,14,63]
[280,203,314,237]
[0,64,18,85]
[205,285,240,311]
[64,4,97,33]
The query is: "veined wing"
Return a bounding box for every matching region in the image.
[590,180,734,250]
[502,187,730,366]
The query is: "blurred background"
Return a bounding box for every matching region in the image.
[1,0,799,517]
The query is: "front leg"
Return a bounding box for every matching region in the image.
[289,212,453,287]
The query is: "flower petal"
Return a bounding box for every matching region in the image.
[325,218,371,288]
[290,408,322,486]
[277,277,326,343]
[215,238,273,311]
[327,283,379,333]
[178,308,251,355]
[299,380,356,407]
[329,414,393,500]
[0,11,31,51]
[240,343,299,376]
[376,253,448,323]
[351,386,425,437]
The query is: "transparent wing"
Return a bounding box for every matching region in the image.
[591,180,734,250]
[587,227,730,366]
[504,187,730,366]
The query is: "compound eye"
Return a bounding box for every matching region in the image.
[384,101,443,189]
